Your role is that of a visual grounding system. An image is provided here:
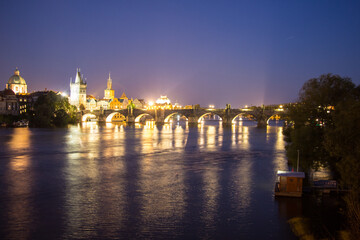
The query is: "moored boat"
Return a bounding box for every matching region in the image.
[275,171,305,197]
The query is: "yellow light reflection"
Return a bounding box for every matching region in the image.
[138,122,186,227]
[6,128,32,239]
[239,126,249,150]
[8,128,31,171]
[273,127,287,171]
[206,125,216,150]
[202,166,220,225]
[234,156,253,214]
[64,124,126,238]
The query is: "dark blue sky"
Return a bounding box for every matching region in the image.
[1,0,360,107]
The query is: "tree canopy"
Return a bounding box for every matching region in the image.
[284,74,357,171]
[284,74,360,237]
[29,91,77,127]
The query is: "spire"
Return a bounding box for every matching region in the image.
[14,67,20,76]
[107,72,112,90]
[75,68,82,83]
[120,92,128,99]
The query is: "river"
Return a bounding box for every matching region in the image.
[0,120,302,239]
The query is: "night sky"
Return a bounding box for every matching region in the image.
[1,0,360,107]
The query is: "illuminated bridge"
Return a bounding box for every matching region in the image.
[81,105,287,127]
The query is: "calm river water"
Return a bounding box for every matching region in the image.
[0,121,301,239]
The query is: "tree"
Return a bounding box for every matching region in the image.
[324,99,360,238]
[284,74,356,171]
[285,74,360,237]
[29,91,77,127]
[79,104,85,111]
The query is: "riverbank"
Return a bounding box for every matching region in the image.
[279,191,349,239]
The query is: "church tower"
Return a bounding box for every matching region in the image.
[104,73,114,99]
[70,68,87,109]
[6,68,27,94]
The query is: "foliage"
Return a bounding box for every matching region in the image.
[299,74,355,107]
[284,74,356,171]
[29,91,77,127]
[79,104,85,111]
[127,99,135,109]
[325,99,360,189]
[284,74,360,238]
[324,99,360,238]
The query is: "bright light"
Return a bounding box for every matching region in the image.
[279,105,283,109]
[245,105,248,108]
[209,104,215,109]
[156,96,171,104]
[61,92,68,97]
[148,101,154,106]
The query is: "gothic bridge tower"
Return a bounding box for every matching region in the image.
[70,68,87,108]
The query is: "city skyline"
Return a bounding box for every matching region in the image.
[1,0,360,107]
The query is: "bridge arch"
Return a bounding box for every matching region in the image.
[164,112,188,123]
[106,112,126,123]
[198,112,222,123]
[135,113,155,123]
[82,113,97,122]
[231,113,257,123]
[266,113,286,124]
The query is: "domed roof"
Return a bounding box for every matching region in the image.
[8,68,26,85]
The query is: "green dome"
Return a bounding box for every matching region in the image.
[8,69,26,85]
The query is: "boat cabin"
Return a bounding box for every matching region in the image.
[275,171,305,197]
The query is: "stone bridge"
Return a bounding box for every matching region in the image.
[81,106,287,127]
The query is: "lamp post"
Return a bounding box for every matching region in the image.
[297,150,300,172]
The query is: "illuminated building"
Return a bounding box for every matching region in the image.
[97,99,110,110]
[6,68,27,94]
[0,89,18,115]
[119,92,129,108]
[104,73,114,100]
[156,95,171,105]
[109,98,121,110]
[120,92,128,101]
[70,69,87,109]
[86,95,97,111]
[148,95,173,109]
[1,68,32,115]
[132,98,145,109]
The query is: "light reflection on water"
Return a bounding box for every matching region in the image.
[0,120,296,239]
[5,128,32,240]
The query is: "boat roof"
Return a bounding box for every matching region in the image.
[276,170,305,178]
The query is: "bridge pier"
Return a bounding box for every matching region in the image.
[257,118,267,128]
[187,116,199,124]
[155,109,165,124]
[126,115,135,124]
[98,114,106,122]
[221,115,233,126]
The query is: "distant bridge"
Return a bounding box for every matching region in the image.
[81,106,287,127]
